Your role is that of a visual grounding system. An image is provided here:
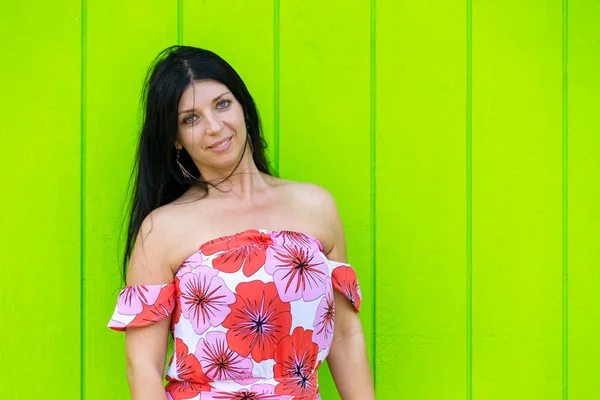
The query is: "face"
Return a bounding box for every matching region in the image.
[175,79,248,176]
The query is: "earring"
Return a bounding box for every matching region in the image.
[246,122,254,152]
[176,147,196,181]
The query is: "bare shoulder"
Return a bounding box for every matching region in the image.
[126,203,185,285]
[286,181,338,211]
[284,181,346,258]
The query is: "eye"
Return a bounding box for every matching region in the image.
[217,99,231,109]
[182,115,198,124]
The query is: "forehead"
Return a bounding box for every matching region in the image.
[178,79,230,109]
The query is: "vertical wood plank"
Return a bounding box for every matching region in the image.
[472,1,563,398]
[85,1,176,397]
[278,1,373,398]
[375,0,467,398]
[568,0,600,398]
[0,1,81,397]
[182,0,276,170]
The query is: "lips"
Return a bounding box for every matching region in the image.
[209,136,232,149]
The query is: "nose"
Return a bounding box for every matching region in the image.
[205,111,224,134]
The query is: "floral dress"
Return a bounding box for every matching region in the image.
[108,228,362,400]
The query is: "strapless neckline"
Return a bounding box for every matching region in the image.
[178,228,346,270]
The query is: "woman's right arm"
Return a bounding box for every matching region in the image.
[122,209,176,399]
[125,319,171,399]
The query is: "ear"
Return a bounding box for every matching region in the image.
[174,139,182,150]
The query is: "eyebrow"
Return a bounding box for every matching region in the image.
[178,91,232,115]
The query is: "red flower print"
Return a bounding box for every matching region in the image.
[168,338,208,383]
[171,276,182,331]
[165,380,212,400]
[222,281,292,362]
[195,331,255,384]
[312,278,335,350]
[179,266,236,335]
[265,244,328,302]
[200,229,273,276]
[331,265,362,312]
[130,283,176,327]
[273,327,319,398]
[165,339,211,399]
[108,284,176,331]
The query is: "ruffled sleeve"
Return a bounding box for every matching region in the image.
[107,283,176,331]
[330,261,362,312]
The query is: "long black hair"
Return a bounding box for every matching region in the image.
[120,45,275,280]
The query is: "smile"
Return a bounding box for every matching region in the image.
[209,136,232,152]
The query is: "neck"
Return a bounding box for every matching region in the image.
[202,144,274,201]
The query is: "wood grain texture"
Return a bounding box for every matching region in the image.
[278,1,373,398]
[375,0,467,398]
[183,0,276,171]
[0,1,82,397]
[472,1,563,398]
[84,1,176,398]
[2,1,600,398]
[568,0,600,398]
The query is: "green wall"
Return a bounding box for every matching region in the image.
[0,0,598,399]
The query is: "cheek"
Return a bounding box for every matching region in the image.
[231,103,246,124]
[179,125,202,141]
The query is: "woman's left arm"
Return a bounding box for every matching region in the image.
[327,291,375,399]
[311,184,375,399]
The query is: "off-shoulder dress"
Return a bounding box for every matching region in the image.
[108,228,362,400]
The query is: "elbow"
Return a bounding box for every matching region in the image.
[333,317,365,344]
[126,356,165,385]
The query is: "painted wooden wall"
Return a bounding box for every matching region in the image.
[0,1,598,399]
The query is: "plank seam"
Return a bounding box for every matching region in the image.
[80,0,87,397]
[562,0,569,398]
[273,0,280,176]
[466,0,473,398]
[177,0,183,45]
[370,0,377,388]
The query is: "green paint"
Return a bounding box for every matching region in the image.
[83,1,177,398]
[472,1,563,398]
[376,1,467,397]
[370,0,378,390]
[568,0,600,398]
[0,1,82,397]
[466,0,473,398]
[278,2,374,398]
[562,1,569,399]
[1,1,599,399]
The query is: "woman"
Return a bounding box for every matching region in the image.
[107,45,374,400]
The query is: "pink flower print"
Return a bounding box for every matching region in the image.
[108,320,125,330]
[117,285,161,315]
[270,230,322,252]
[200,383,292,399]
[265,244,328,302]
[312,278,335,350]
[195,331,254,384]
[250,384,277,394]
[177,251,205,278]
[179,266,236,335]
[250,384,293,399]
